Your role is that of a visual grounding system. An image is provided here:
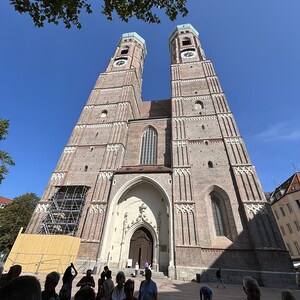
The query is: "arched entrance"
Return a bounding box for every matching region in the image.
[129,227,153,267]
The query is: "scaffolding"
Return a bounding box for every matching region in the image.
[40,185,89,236]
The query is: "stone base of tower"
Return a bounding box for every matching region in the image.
[174,246,297,288]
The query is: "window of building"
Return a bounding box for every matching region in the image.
[84,165,88,172]
[182,37,191,46]
[286,243,294,255]
[296,200,300,209]
[208,161,214,168]
[286,203,293,213]
[195,101,204,111]
[287,223,293,233]
[0,203,4,209]
[274,210,279,220]
[280,206,286,217]
[101,110,107,118]
[280,226,286,236]
[294,242,300,255]
[294,220,300,231]
[211,195,225,236]
[140,127,157,165]
[121,46,129,54]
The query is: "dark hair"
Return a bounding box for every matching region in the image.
[75,286,95,300]
[104,266,108,271]
[0,275,41,300]
[106,270,112,279]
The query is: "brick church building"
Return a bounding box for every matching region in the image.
[27,24,295,286]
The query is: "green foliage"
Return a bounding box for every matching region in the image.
[0,119,15,184]
[10,0,188,29]
[0,193,40,253]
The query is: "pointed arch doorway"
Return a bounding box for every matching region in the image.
[129,227,153,268]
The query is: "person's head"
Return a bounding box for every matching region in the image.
[106,270,112,279]
[124,279,135,298]
[145,269,152,282]
[116,271,125,287]
[104,266,108,272]
[0,264,3,276]
[7,264,22,280]
[86,269,92,277]
[243,276,260,300]
[281,289,296,300]
[44,271,60,293]
[75,286,95,300]
[0,275,41,300]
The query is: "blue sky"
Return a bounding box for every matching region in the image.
[1,0,300,199]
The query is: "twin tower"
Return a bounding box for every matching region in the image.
[27,24,294,286]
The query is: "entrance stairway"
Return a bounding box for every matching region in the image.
[109,267,168,280]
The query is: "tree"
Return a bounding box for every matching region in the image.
[0,193,40,253]
[0,119,15,184]
[10,0,188,29]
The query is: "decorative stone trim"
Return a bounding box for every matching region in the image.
[89,204,106,213]
[234,166,253,175]
[246,203,268,215]
[173,78,207,83]
[107,144,119,151]
[51,173,65,181]
[99,172,113,180]
[174,168,190,176]
[225,138,241,144]
[35,203,50,213]
[218,113,232,119]
[174,115,216,122]
[173,95,211,101]
[64,147,76,153]
[173,140,187,147]
[176,204,195,214]
[84,105,93,110]
[75,125,86,129]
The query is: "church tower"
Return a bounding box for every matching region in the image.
[26,24,295,286]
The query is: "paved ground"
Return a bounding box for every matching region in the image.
[29,273,300,299]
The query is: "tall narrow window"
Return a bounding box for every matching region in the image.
[182,37,191,46]
[140,127,157,165]
[195,101,204,111]
[208,161,214,168]
[211,195,225,236]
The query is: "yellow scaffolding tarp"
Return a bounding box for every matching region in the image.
[4,230,81,274]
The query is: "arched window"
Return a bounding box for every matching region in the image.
[100,110,107,118]
[208,161,213,168]
[182,37,191,46]
[195,101,204,111]
[84,165,88,172]
[140,127,157,165]
[121,46,129,54]
[211,194,225,236]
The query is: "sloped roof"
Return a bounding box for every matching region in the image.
[0,196,13,205]
[270,172,300,203]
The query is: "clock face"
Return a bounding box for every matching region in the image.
[114,59,127,67]
[181,50,195,58]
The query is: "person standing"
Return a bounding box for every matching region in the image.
[216,268,225,288]
[242,276,260,300]
[199,286,213,300]
[59,263,78,300]
[42,271,60,300]
[138,269,157,300]
[76,269,95,290]
[134,262,139,277]
[102,270,114,300]
[112,271,126,300]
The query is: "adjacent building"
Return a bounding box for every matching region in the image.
[26,24,295,286]
[0,196,13,209]
[269,172,300,264]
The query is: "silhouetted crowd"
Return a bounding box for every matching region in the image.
[0,263,158,300]
[0,264,298,300]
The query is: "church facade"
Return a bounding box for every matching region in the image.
[27,24,295,286]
